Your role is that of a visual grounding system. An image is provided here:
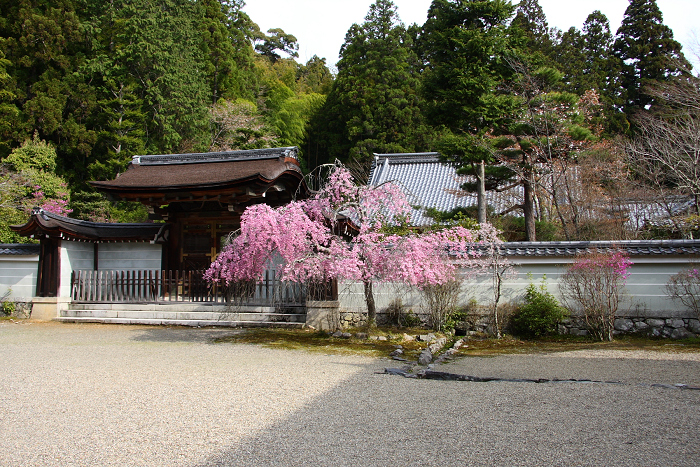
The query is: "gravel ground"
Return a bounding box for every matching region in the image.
[1,321,699,467]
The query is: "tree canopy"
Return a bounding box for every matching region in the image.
[0,0,695,242]
[306,0,432,168]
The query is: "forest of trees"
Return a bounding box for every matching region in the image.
[0,0,698,242]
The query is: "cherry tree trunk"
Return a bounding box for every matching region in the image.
[363,279,377,327]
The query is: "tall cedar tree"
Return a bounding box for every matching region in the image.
[0,49,19,156]
[613,0,691,119]
[419,0,518,223]
[510,0,552,63]
[199,0,257,104]
[306,0,430,169]
[552,11,622,133]
[81,0,210,182]
[0,0,98,178]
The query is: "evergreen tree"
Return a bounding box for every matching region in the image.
[0,0,99,184]
[552,27,585,93]
[116,0,210,153]
[510,0,552,61]
[307,0,430,168]
[419,0,517,222]
[613,0,691,116]
[581,11,625,134]
[551,11,623,133]
[200,0,248,104]
[296,56,334,95]
[254,28,299,64]
[0,48,19,157]
[582,11,616,94]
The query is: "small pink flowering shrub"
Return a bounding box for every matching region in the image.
[665,267,700,319]
[560,250,633,341]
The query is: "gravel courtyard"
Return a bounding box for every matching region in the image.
[1,321,698,467]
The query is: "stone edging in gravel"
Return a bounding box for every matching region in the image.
[378,367,700,390]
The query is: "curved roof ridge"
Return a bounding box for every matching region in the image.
[36,208,159,228]
[132,147,298,166]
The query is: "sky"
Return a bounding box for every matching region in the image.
[243,0,699,71]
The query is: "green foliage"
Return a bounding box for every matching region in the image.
[420,0,518,136]
[612,0,691,117]
[496,216,560,242]
[510,0,553,61]
[423,207,482,231]
[210,98,277,151]
[297,56,334,95]
[271,93,326,149]
[510,278,567,338]
[443,305,476,333]
[0,135,71,241]
[69,190,148,223]
[0,48,19,157]
[306,0,431,168]
[2,135,69,198]
[254,27,299,63]
[199,0,256,103]
[1,299,16,316]
[4,135,57,173]
[385,298,422,327]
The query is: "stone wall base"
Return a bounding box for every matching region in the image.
[305,301,340,331]
[560,317,700,339]
[339,309,700,339]
[30,297,72,320]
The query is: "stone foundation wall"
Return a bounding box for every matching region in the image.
[559,317,700,339]
[337,308,700,339]
[339,310,432,329]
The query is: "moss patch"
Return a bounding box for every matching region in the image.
[214,328,700,359]
[455,335,700,357]
[214,327,441,357]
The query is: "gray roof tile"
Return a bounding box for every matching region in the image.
[369,153,520,225]
[0,243,40,256]
[494,240,700,257]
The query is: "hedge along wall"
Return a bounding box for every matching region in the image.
[335,241,700,334]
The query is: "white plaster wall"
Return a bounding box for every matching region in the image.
[0,255,39,300]
[59,241,163,298]
[338,255,695,318]
[60,241,93,298]
[97,243,162,271]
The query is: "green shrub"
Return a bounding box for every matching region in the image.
[401,311,422,328]
[510,279,567,338]
[1,300,16,316]
[385,299,422,328]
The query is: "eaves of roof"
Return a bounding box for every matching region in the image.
[11,209,169,243]
[90,147,304,195]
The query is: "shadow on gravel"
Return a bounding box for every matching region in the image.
[193,359,700,467]
[129,326,244,344]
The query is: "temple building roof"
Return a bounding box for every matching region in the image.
[91,147,306,207]
[11,208,169,243]
[369,152,521,225]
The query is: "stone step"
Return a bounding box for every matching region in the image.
[68,302,302,313]
[55,316,305,328]
[61,309,305,322]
